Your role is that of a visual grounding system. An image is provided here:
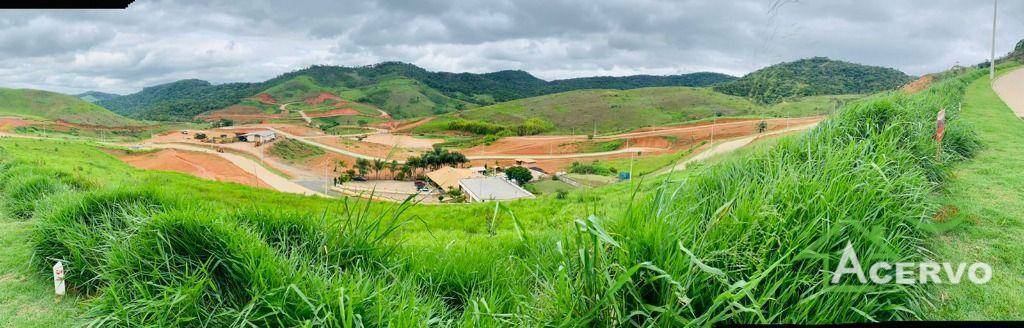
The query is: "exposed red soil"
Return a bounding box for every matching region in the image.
[0,117,35,131]
[252,93,278,104]
[267,124,327,137]
[117,149,261,187]
[903,75,934,94]
[306,92,346,105]
[310,136,420,160]
[304,108,361,118]
[52,119,158,132]
[462,117,822,172]
[197,105,289,122]
[302,152,362,176]
[385,117,435,132]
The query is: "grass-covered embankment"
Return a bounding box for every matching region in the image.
[0,66,991,325]
[927,65,1024,319]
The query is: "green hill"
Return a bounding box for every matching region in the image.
[0,88,138,127]
[98,62,736,121]
[714,57,911,104]
[418,86,854,134]
[97,79,265,121]
[75,91,120,103]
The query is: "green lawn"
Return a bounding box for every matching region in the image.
[927,66,1024,319]
[0,210,83,327]
[525,179,576,194]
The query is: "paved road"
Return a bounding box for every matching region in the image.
[993,68,1024,118]
[651,122,819,176]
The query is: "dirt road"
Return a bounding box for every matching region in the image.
[652,121,820,176]
[140,143,325,196]
[993,68,1024,118]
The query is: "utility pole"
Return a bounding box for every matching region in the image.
[990,0,998,80]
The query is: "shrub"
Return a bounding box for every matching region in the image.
[32,187,170,294]
[505,166,533,185]
[568,161,613,176]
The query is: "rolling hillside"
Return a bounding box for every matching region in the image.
[715,57,912,104]
[97,79,265,121]
[417,86,855,134]
[75,91,120,103]
[0,88,138,127]
[98,62,735,121]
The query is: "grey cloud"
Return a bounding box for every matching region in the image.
[0,0,1022,94]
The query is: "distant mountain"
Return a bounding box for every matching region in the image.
[75,91,121,103]
[0,88,138,127]
[98,62,737,121]
[714,57,912,104]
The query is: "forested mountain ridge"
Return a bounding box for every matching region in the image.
[97,62,736,121]
[714,57,912,104]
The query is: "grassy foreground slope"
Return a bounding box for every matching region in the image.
[0,67,989,325]
[418,86,854,134]
[0,88,138,127]
[928,65,1024,319]
[0,211,83,327]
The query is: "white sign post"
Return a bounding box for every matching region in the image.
[53,261,66,301]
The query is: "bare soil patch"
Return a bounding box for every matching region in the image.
[253,93,278,104]
[306,92,345,105]
[117,148,261,186]
[362,133,442,150]
[903,75,935,94]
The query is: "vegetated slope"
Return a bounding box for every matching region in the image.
[261,74,469,119]
[0,88,138,127]
[0,66,986,325]
[715,57,912,104]
[75,91,120,103]
[422,86,852,134]
[97,79,265,121]
[99,62,735,121]
[929,63,1024,319]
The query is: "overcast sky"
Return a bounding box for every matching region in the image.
[0,0,1021,95]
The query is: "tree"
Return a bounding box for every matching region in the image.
[505,166,533,185]
[372,159,385,179]
[355,158,370,177]
[756,120,768,133]
[215,118,234,127]
[388,160,399,179]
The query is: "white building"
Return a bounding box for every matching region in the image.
[459,176,534,202]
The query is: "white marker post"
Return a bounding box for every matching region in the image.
[52,261,66,301]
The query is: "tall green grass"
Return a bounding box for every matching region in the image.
[0,67,990,326]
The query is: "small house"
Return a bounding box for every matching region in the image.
[239,131,277,143]
[459,176,535,202]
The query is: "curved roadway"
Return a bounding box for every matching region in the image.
[993,68,1024,118]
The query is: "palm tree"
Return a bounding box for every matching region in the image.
[388,160,399,179]
[372,159,385,179]
[401,164,413,181]
[355,158,370,178]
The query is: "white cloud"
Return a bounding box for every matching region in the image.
[0,0,1020,94]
